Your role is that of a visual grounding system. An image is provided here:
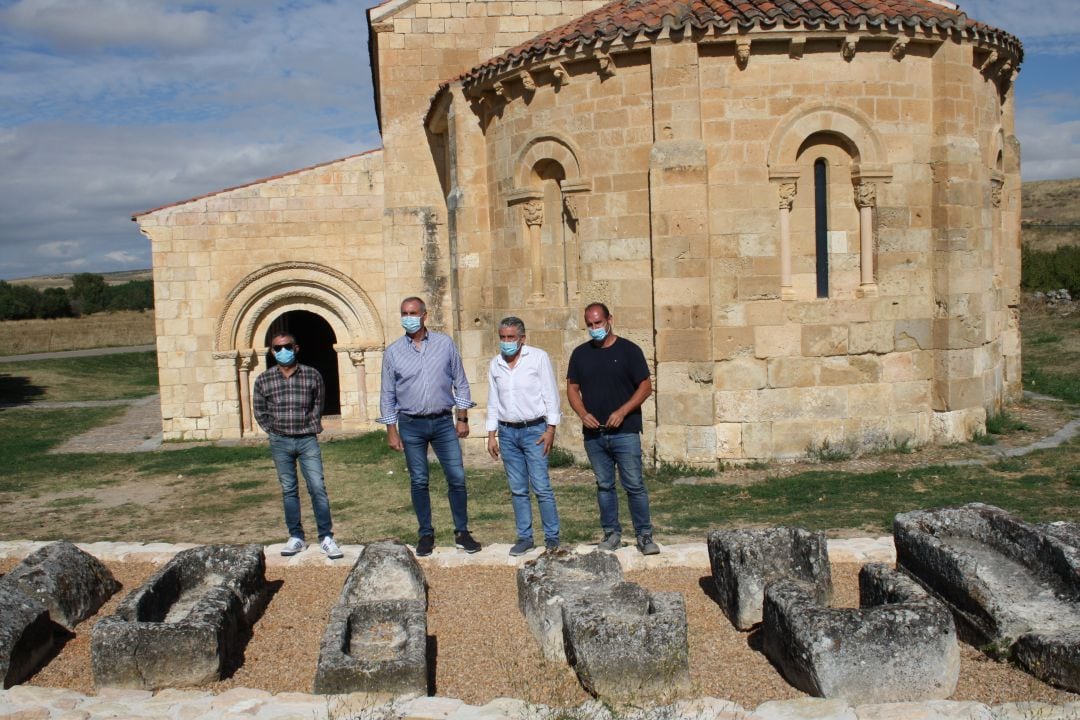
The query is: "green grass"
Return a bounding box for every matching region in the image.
[0,351,158,403]
[2,306,1079,546]
[985,410,1033,435]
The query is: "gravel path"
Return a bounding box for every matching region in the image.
[14,560,1079,708]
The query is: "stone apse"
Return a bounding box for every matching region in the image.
[136,0,1023,465]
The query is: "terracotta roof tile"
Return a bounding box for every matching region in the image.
[456,0,1021,86]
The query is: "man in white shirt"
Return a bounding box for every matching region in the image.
[486,316,562,555]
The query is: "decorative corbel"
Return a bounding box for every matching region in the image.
[788,37,805,60]
[492,81,506,98]
[521,71,536,92]
[842,35,858,61]
[597,52,616,78]
[736,38,751,68]
[998,60,1013,79]
[990,175,1004,208]
[552,62,569,86]
[980,49,999,73]
[890,37,908,60]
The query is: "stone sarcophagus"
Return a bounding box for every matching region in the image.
[1,541,119,688]
[90,544,267,689]
[314,540,428,696]
[707,526,832,629]
[762,563,959,703]
[894,503,1080,692]
[516,549,623,662]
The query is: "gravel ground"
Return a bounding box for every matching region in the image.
[15,560,1079,708]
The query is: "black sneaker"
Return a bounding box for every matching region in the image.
[544,538,560,552]
[636,534,660,555]
[415,534,435,557]
[455,530,481,554]
[509,538,535,556]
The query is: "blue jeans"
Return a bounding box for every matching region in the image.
[268,433,333,541]
[584,432,652,537]
[498,423,560,542]
[398,414,469,536]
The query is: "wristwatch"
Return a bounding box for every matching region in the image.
[456,413,468,422]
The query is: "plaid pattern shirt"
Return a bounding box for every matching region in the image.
[253,363,324,436]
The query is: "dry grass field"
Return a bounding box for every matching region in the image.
[1022,177,1080,252]
[0,310,155,356]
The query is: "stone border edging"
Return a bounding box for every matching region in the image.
[5,538,1079,720]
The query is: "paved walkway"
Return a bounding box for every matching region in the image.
[0,344,156,363]
[0,539,1074,720]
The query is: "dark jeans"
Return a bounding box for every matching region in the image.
[398,413,469,536]
[584,431,652,537]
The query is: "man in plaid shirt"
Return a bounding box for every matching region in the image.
[253,331,343,559]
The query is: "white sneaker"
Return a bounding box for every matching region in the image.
[320,536,344,559]
[281,537,306,556]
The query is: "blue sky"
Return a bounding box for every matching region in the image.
[0,0,1077,281]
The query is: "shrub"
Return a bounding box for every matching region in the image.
[1022,245,1080,295]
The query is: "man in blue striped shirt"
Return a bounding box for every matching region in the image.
[377,297,481,556]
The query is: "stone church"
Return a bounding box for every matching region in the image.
[135,0,1023,464]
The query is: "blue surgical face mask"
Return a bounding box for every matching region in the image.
[273,348,296,366]
[401,316,422,333]
[499,340,520,357]
[588,326,608,342]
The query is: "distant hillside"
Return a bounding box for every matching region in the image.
[1022,178,1080,252]
[9,269,152,290]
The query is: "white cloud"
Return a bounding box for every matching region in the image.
[105,250,139,264]
[37,240,82,259]
[0,0,216,53]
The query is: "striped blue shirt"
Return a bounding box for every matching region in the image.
[377,329,475,425]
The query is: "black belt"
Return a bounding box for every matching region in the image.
[499,417,546,429]
[402,410,451,420]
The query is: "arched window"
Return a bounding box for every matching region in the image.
[814,158,829,298]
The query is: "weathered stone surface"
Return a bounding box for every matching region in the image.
[314,540,428,696]
[90,544,267,689]
[516,550,623,661]
[894,504,1080,691]
[0,583,62,688]
[0,541,119,631]
[562,582,690,704]
[762,567,959,703]
[707,527,831,629]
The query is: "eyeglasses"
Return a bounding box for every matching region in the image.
[272,343,295,351]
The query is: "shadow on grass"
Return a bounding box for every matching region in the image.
[0,373,46,406]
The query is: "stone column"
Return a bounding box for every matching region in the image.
[855,181,878,297]
[990,173,1004,286]
[238,352,257,435]
[348,350,368,422]
[523,199,545,302]
[778,182,797,300]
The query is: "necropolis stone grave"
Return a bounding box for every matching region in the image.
[562,581,690,703]
[762,563,959,703]
[516,549,623,662]
[895,503,1080,692]
[314,540,428,696]
[91,544,267,690]
[708,527,832,629]
[518,550,689,703]
[0,541,119,688]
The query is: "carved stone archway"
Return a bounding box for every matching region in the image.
[214,262,384,434]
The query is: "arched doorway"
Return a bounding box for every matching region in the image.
[264,310,341,415]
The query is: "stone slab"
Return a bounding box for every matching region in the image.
[0,583,61,689]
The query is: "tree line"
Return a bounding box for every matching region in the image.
[0,273,154,321]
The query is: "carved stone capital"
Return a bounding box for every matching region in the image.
[348,350,366,366]
[778,182,797,210]
[238,352,259,372]
[563,195,579,222]
[523,199,544,227]
[990,177,1004,208]
[855,182,877,209]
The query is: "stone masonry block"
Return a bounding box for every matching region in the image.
[707,527,832,629]
[0,584,62,689]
